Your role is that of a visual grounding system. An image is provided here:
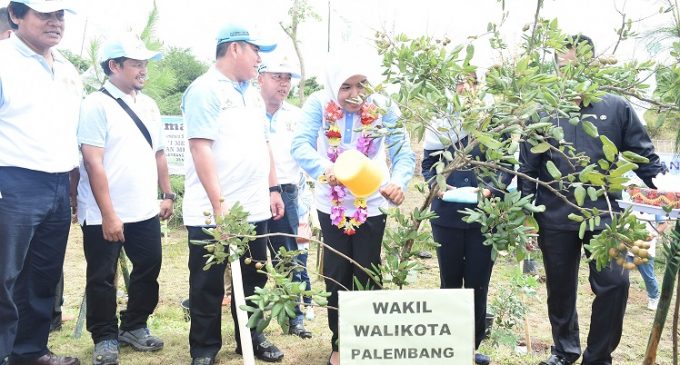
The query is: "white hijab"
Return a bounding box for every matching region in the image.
[324,53,375,104]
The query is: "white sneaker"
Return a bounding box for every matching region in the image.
[305,307,315,321]
[648,296,660,311]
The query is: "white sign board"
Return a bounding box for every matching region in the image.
[162,116,185,175]
[659,152,680,176]
[339,288,474,364]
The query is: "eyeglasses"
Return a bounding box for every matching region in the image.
[269,73,292,83]
[33,10,65,21]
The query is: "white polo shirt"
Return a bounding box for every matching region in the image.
[181,66,271,225]
[0,35,82,173]
[76,81,164,225]
[267,102,303,185]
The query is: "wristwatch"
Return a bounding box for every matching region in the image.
[162,192,177,201]
[269,185,282,194]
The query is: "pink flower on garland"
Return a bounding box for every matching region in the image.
[323,100,380,235]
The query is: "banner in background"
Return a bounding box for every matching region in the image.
[162,116,184,175]
[659,152,680,176]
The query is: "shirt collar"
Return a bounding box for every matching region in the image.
[209,65,251,94]
[103,80,140,102]
[10,34,67,64]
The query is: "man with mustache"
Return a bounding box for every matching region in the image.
[0,1,82,364]
[76,33,172,365]
[257,54,312,339]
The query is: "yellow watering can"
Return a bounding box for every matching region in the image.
[334,150,385,198]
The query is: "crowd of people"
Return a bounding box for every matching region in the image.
[0,1,670,365]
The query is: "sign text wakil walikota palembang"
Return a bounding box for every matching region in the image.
[339,289,474,364]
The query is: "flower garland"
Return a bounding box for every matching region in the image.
[324,100,379,235]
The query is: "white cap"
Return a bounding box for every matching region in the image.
[98,33,162,64]
[258,53,301,79]
[11,0,76,14]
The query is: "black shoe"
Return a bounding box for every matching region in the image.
[539,354,573,365]
[190,356,214,365]
[475,353,490,365]
[118,328,163,352]
[236,338,284,363]
[288,323,312,339]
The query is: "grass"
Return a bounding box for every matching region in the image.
[50,182,676,364]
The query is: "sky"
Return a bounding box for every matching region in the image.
[1,0,676,80]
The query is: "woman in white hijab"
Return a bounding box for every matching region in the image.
[291,55,415,365]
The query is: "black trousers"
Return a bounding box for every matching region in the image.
[431,224,493,349]
[186,221,268,358]
[317,211,386,351]
[539,229,629,365]
[82,216,162,343]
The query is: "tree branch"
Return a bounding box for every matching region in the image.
[601,85,680,112]
[242,232,383,289]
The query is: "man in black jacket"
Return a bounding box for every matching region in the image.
[518,35,666,365]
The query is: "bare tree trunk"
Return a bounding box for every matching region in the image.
[280,0,310,105]
[644,225,680,365]
[293,37,307,104]
[674,276,680,364]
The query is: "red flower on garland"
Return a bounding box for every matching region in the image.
[325,129,341,139]
[360,103,378,125]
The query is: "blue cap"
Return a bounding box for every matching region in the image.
[98,33,162,64]
[216,22,276,52]
[10,0,76,14]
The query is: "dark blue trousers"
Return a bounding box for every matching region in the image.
[0,167,72,362]
[539,229,629,365]
[431,223,493,349]
[267,184,304,323]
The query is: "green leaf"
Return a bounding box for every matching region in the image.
[610,161,638,177]
[568,213,584,222]
[597,159,610,170]
[474,132,503,150]
[581,120,599,137]
[621,151,650,164]
[600,135,618,162]
[587,187,598,201]
[530,142,551,154]
[574,185,586,206]
[578,221,587,239]
[546,161,562,179]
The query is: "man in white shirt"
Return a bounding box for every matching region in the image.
[181,22,285,365]
[77,33,173,365]
[257,54,312,339]
[0,1,82,364]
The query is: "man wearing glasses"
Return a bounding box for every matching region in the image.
[257,55,312,339]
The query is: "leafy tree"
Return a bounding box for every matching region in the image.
[59,49,90,73]
[158,47,209,92]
